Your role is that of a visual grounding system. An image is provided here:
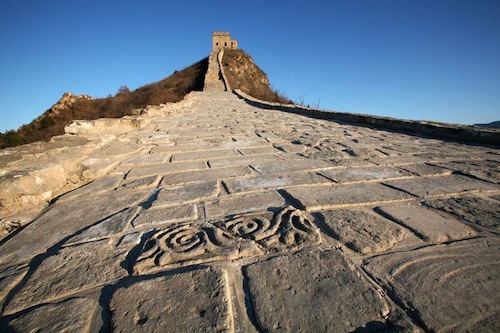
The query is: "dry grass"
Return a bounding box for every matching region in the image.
[1,58,208,148]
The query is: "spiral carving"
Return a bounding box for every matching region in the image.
[222,216,277,241]
[134,206,321,272]
[218,206,320,251]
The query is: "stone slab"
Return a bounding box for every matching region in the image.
[238,146,279,155]
[320,209,413,254]
[369,155,440,166]
[245,249,409,332]
[172,148,240,162]
[0,264,28,309]
[122,154,170,165]
[68,207,139,244]
[211,138,270,150]
[161,165,253,186]
[399,163,452,177]
[132,205,198,227]
[384,174,499,198]
[151,143,214,154]
[318,166,410,183]
[0,189,151,264]
[133,223,262,272]
[4,240,127,313]
[208,154,280,168]
[364,237,500,332]
[0,297,98,332]
[57,175,123,201]
[225,172,331,193]
[152,181,220,207]
[435,159,500,183]
[126,160,207,178]
[376,204,475,243]
[250,159,332,174]
[109,268,230,332]
[120,175,160,190]
[204,191,286,219]
[425,196,500,230]
[285,183,412,210]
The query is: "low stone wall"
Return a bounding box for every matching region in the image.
[65,117,150,135]
[233,89,500,146]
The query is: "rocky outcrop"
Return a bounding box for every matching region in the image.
[221,49,291,104]
[49,92,93,116]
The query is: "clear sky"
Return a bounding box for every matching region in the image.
[1,0,499,132]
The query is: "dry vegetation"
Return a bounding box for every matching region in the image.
[0,58,208,148]
[222,49,292,104]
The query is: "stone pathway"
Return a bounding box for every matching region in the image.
[0,90,499,332]
[204,49,227,92]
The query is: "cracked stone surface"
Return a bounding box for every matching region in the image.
[0,83,499,331]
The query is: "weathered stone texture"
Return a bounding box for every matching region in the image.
[4,240,127,313]
[245,249,403,332]
[321,208,412,254]
[110,268,230,332]
[364,237,500,332]
[1,297,98,332]
[0,87,498,331]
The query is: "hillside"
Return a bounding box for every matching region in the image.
[474,121,500,129]
[221,49,292,104]
[0,58,208,148]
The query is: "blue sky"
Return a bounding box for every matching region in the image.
[1,0,499,132]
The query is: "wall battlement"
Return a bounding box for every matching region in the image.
[212,31,238,50]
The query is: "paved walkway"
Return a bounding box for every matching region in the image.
[0,90,499,332]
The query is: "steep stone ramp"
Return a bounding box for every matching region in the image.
[0,90,499,332]
[203,49,227,92]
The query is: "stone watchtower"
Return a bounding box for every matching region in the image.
[212,32,238,50]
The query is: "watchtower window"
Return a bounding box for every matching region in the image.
[225,42,227,47]
[216,42,219,46]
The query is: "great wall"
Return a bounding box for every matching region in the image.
[0,33,499,332]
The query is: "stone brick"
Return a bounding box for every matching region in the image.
[245,249,405,332]
[364,237,500,332]
[161,165,254,186]
[1,297,98,332]
[208,154,280,168]
[4,240,126,313]
[152,181,220,207]
[172,149,240,162]
[425,195,500,230]
[399,163,452,176]
[318,166,410,183]
[204,191,286,219]
[285,183,412,210]
[250,159,333,174]
[320,208,414,254]
[132,205,198,227]
[385,174,499,198]
[126,161,207,179]
[376,204,475,243]
[110,268,230,332]
[225,172,331,193]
